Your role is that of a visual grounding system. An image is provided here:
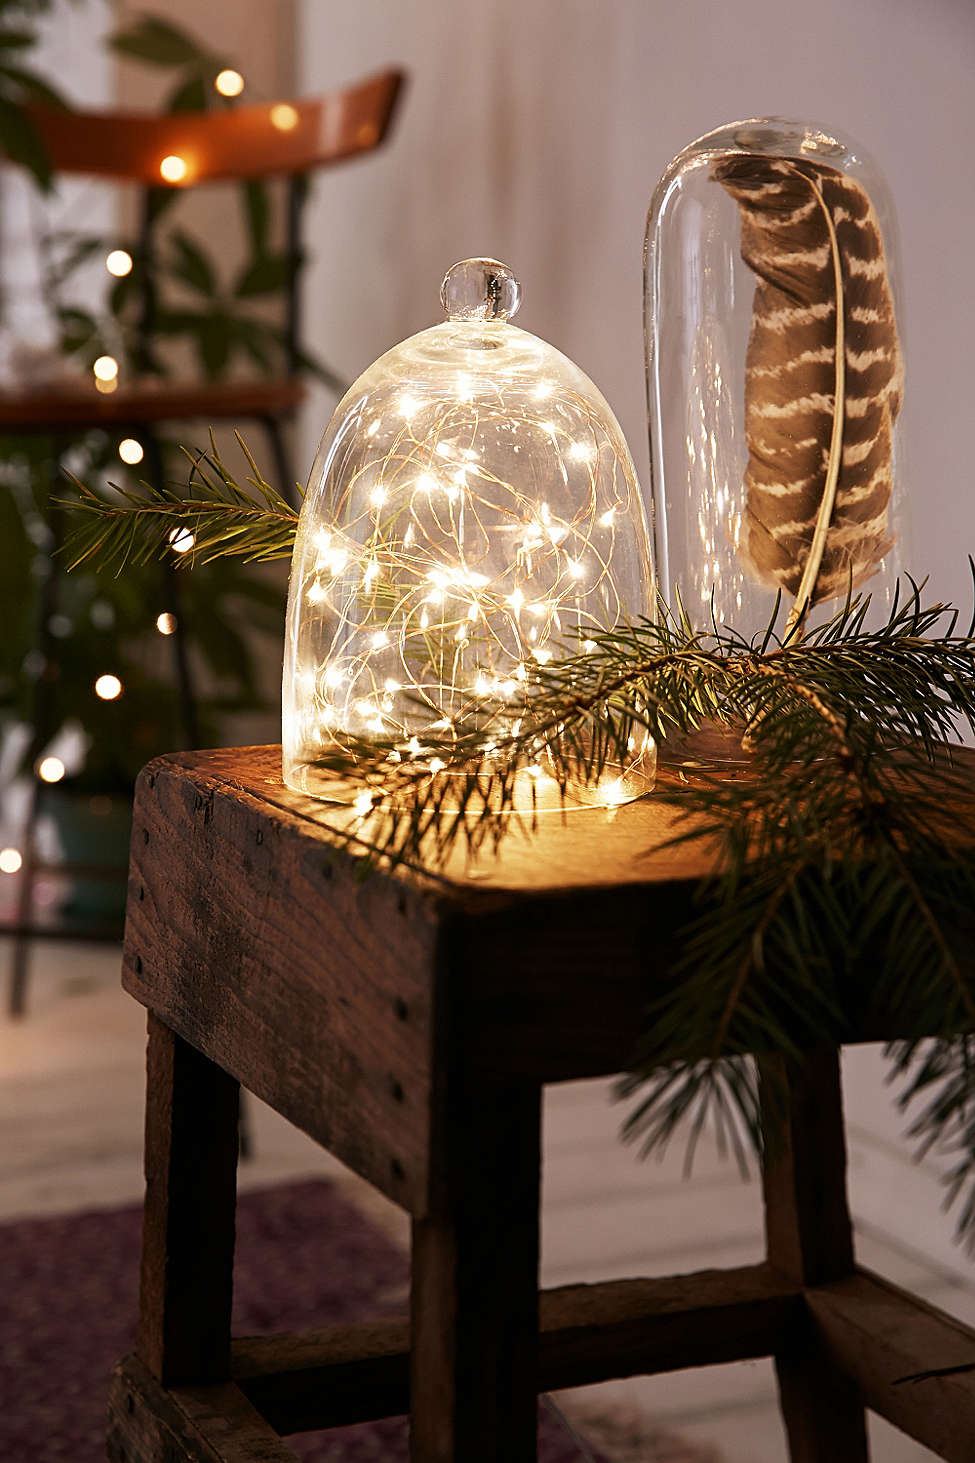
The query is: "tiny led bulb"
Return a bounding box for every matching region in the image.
[603,778,628,806]
[38,756,65,783]
[214,68,244,97]
[93,355,118,382]
[105,249,132,277]
[118,438,143,465]
[168,528,195,555]
[156,612,177,635]
[95,674,122,701]
[270,102,299,131]
[0,847,23,874]
[159,154,187,184]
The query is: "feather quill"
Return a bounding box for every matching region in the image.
[712,155,903,630]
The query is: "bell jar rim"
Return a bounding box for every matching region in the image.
[643,116,896,268]
[661,114,884,176]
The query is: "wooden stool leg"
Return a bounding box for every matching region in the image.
[410,1080,541,1463]
[138,1012,240,1386]
[760,1049,869,1462]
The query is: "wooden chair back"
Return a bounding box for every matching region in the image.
[23,68,405,184]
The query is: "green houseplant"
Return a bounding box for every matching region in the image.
[0,8,335,923]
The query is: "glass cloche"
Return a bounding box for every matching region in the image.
[644,119,908,645]
[284,258,656,805]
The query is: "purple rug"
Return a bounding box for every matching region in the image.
[0,1179,607,1463]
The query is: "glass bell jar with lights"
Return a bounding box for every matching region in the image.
[645,118,908,652]
[283,258,656,807]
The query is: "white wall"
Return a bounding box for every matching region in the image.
[298,0,975,609]
[0,1,114,356]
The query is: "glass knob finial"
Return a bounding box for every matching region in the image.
[440,258,521,323]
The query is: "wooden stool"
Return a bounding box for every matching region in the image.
[108,745,975,1463]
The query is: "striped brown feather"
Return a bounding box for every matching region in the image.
[712,155,903,610]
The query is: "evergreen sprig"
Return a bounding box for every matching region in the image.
[61,451,975,1246]
[60,432,299,574]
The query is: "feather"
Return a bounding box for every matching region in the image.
[712,155,903,624]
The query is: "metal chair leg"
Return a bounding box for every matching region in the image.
[142,430,200,748]
[8,442,66,1016]
[238,1086,254,1162]
[8,780,41,1017]
[260,413,299,509]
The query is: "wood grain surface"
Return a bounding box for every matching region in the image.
[808,1270,975,1462]
[138,1015,240,1386]
[124,753,440,1214]
[760,1051,869,1460]
[410,1079,541,1460]
[108,1355,296,1463]
[124,745,975,1090]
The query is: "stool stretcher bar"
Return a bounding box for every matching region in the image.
[109,1269,975,1462]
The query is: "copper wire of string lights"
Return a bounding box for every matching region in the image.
[283,259,657,807]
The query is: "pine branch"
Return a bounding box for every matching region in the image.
[59,431,299,574]
[59,442,975,1245]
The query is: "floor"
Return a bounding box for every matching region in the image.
[2,940,973,1462]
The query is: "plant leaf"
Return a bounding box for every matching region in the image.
[242,180,269,257]
[169,229,217,296]
[0,92,51,186]
[108,16,212,68]
[165,72,208,114]
[235,252,293,298]
[0,61,67,107]
[0,29,36,50]
[197,312,231,377]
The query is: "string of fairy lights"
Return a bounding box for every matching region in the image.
[288,360,654,804]
[0,63,309,880]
